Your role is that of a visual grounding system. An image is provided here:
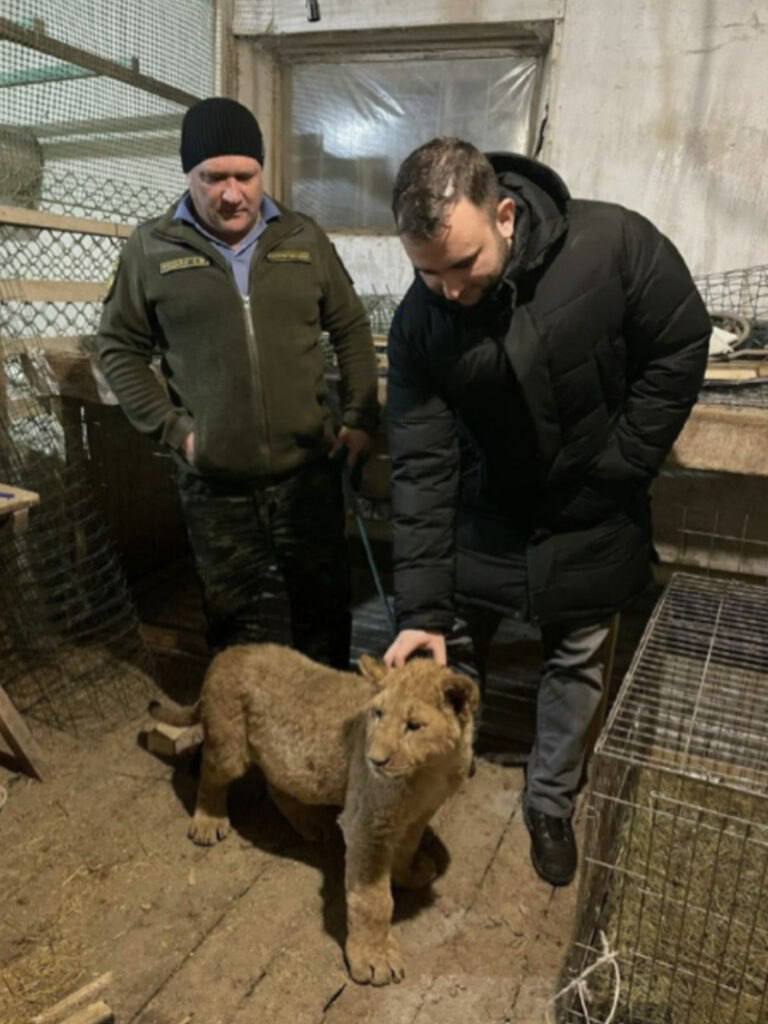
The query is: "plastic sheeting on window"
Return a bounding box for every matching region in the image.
[286,55,539,230]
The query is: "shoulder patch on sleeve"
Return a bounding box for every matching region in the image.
[266,250,312,264]
[159,256,211,274]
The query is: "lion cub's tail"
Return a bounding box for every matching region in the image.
[148,697,202,728]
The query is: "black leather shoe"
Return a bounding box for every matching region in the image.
[523,805,577,886]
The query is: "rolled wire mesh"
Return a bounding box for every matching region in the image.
[560,573,768,1024]
[0,397,152,735]
[0,225,154,734]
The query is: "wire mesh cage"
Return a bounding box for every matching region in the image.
[0,0,218,734]
[0,0,214,222]
[694,264,768,409]
[694,264,768,347]
[0,232,154,737]
[559,572,768,1024]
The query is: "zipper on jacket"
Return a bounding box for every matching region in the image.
[241,293,272,470]
[154,216,306,475]
[242,223,304,473]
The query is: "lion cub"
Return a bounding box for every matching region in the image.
[150,643,478,986]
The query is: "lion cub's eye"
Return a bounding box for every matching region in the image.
[370,707,383,720]
[406,720,423,732]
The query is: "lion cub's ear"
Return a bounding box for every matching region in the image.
[442,671,480,718]
[357,653,389,686]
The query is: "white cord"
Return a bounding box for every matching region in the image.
[545,931,621,1024]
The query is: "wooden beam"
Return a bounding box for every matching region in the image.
[0,16,199,108]
[669,403,768,478]
[0,333,96,355]
[0,279,108,303]
[0,483,40,518]
[30,111,182,139]
[0,336,157,406]
[31,973,113,1024]
[0,683,46,780]
[42,134,178,163]
[57,1002,113,1024]
[0,204,133,238]
[144,721,203,758]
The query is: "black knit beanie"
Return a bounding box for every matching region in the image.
[180,97,265,173]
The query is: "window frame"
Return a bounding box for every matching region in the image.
[242,21,555,234]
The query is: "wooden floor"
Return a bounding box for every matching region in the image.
[0,714,580,1024]
[0,550,656,1024]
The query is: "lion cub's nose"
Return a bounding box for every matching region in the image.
[369,755,390,769]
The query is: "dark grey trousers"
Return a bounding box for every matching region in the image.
[447,613,611,818]
[526,618,612,818]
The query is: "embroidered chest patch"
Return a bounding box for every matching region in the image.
[159,256,211,274]
[266,250,312,264]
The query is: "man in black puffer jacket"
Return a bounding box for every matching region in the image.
[383,138,710,886]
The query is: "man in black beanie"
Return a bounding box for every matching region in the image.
[96,97,379,668]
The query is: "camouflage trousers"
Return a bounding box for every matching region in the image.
[176,458,351,668]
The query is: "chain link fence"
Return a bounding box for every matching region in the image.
[0,0,214,220]
[0,0,216,734]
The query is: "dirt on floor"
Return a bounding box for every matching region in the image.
[0,652,581,1024]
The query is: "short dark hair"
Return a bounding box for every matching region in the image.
[392,137,498,239]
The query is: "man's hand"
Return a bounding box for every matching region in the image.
[182,431,195,463]
[384,630,447,669]
[331,426,372,468]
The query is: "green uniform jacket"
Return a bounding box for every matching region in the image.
[96,199,379,478]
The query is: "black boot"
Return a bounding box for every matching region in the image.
[523,804,577,886]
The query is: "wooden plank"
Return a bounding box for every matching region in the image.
[0,204,133,238]
[0,336,107,405]
[669,403,768,477]
[36,351,104,404]
[0,16,199,108]
[56,1001,112,1024]
[0,483,40,517]
[144,721,203,758]
[0,683,46,780]
[0,279,108,303]
[31,974,113,1024]
[0,334,96,355]
[704,364,761,381]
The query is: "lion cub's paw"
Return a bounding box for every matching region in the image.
[346,935,405,986]
[188,812,230,846]
[393,850,437,890]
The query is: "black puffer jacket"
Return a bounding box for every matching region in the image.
[387,153,710,629]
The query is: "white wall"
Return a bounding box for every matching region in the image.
[550,1,768,278]
[235,0,768,291]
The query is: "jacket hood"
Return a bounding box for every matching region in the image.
[485,152,570,213]
[485,152,570,275]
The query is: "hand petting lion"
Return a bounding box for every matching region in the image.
[149,642,479,986]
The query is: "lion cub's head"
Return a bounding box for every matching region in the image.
[357,656,479,780]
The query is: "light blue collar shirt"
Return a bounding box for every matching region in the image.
[173,193,281,296]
